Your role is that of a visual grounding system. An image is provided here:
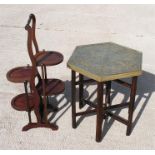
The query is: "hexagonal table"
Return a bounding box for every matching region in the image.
[67,42,142,142]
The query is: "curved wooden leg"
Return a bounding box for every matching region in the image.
[34,107,42,123]
[22,122,58,131]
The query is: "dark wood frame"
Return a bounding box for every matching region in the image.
[22,65,59,131]
[7,14,64,132]
[22,14,64,131]
[25,14,39,66]
[71,70,138,142]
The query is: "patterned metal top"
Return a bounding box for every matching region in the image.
[67,42,142,82]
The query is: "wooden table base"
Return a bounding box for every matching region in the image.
[71,70,138,142]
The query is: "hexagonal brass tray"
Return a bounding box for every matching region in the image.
[67,42,142,82]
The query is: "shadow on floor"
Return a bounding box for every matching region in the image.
[72,70,155,140]
[48,79,89,124]
[102,70,155,139]
[47,70,155,140]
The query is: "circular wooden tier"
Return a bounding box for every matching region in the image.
[6,66,34,83]
[37,79,65,96]
[35,51,63,66]
[11,93,35,111]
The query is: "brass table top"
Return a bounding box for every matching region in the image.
[67,42,142,82]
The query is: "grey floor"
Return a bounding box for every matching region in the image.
[0,4,155,149]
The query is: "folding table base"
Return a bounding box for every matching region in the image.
[71,70,138,142]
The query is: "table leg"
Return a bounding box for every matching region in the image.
[126,76,137,135]
[96,82,104,142]
[24,81,32,123]
[72,70,76,128]
[34,106,42,123]
[43,96,48,123]
[105,81,111,106]
[79,74,84,109]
